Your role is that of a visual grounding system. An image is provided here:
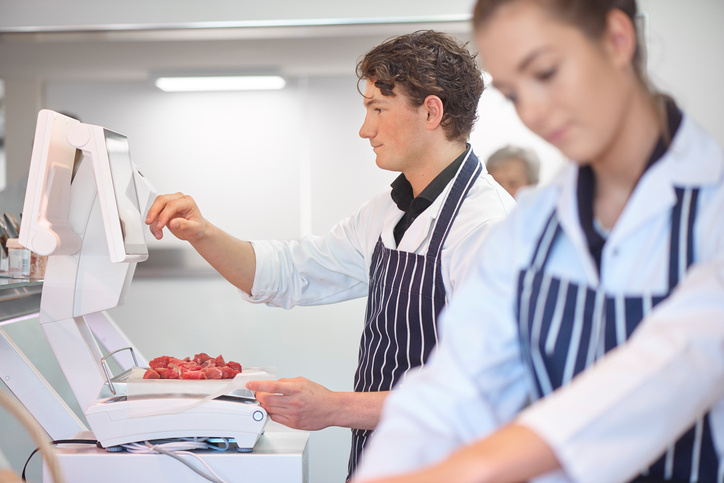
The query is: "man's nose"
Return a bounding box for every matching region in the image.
[359,114,374,139]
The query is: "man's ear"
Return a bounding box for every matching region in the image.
[423,95,444,130]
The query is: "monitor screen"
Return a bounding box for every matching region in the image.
[101,128,148,261]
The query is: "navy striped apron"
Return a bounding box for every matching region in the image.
[347,152,482,478]
[517,187,719,482]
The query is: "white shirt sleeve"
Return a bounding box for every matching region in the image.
[241,211,373,308]
[441,171,518,292]
[241,169,516,310]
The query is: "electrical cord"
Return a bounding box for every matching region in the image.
[21,436,232,483]
[0,389,72,483]
[21,439,97,481]
[121,439,229,483]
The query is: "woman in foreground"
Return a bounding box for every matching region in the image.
[353,0,724,482]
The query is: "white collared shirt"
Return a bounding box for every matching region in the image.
[356,115,724,483]
[242,149,516,309]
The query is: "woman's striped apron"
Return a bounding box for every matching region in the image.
[347,152,482,478]
[517,186,718,482]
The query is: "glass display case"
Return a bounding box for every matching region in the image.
[0,279,87,441]
[0,279,42,325]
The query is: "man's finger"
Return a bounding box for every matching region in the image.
[247,379,287,394]
[254,392,289,411]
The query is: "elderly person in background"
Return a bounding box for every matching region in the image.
[485,144,540,197]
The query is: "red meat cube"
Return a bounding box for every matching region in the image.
[168,357,186,367]
[154,367,169,379]
[155,367,178,379]
[227,361,242,373]
[202,367,223,380]
[143,369,160,379]
[182,370,207,380]
[149,356,169,369]
[219,366,236,379]
[193,353,211,365]
[168,363,186,378]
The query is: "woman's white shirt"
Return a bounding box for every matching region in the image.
[356,115,724,483]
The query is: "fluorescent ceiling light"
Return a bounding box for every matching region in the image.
[155,75,286,92]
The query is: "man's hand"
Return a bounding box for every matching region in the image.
[247,377,338,431]
[144,191,257,293]
[145,192,208,242]
[247,378,389,431]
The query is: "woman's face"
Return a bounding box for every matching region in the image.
[476,0,632,164]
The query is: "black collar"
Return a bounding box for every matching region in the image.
[391,145,469,245]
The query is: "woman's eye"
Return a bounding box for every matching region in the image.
[536,67,557,81]
[502,91,518,104]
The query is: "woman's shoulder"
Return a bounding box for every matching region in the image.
[668,114,724,177]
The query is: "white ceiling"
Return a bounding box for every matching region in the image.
[0,0,475,83]
[0,0,475,32]
[0,21,474,82]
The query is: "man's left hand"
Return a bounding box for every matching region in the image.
[247,377,337,430]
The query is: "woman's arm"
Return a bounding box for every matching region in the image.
[354,424,560,483]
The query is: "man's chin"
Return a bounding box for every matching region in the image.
[375,158,398,172]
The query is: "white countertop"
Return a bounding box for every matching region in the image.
[46,427,310,483]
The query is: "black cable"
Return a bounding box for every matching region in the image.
[21,438,98,481]
[21,437,231,482]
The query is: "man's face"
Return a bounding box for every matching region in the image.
[358,80,428,173]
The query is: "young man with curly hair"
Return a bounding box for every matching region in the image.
[146,30,514,477]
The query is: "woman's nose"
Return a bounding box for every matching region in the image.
[516,89,548,135]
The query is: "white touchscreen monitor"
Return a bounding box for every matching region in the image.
[20,109,148,263]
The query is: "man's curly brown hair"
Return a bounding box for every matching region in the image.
[356,30,485,142]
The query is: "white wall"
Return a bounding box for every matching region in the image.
[640,0,724,143]
[42,75,566,240]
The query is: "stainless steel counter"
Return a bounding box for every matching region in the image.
[0,278,42,326]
